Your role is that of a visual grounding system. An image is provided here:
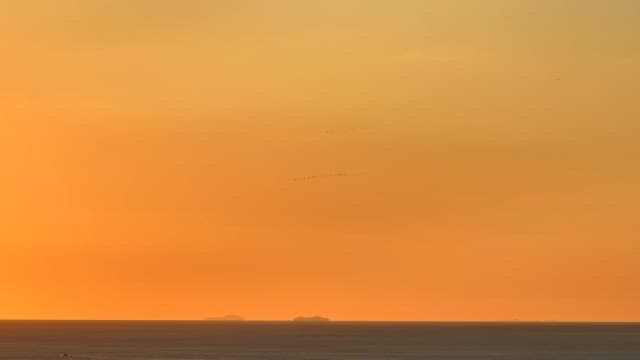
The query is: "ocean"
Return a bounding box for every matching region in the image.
[1,321,639,359]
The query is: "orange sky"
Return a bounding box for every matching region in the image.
[1,0,639,321]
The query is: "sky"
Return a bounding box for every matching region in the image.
[1,0,639,321]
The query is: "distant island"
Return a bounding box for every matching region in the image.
[203,314,245,322]
[293,316,330,322]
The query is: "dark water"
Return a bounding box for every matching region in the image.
[1,321,639,359]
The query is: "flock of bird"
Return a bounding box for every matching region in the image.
[288,128,370,183]
[321,127,369,135]
[289,172,349,182]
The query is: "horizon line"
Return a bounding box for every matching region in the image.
[2,319,640,324]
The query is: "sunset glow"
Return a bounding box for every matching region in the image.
[1,0,639,321]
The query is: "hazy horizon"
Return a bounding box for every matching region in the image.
[3,318,640,323]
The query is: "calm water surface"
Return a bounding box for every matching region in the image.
[1,321,639,359]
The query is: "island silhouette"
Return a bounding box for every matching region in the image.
[293,316,330,322]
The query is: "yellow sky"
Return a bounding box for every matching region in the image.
[1,0,639,321]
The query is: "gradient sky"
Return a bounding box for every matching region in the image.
[1,0,639,321]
